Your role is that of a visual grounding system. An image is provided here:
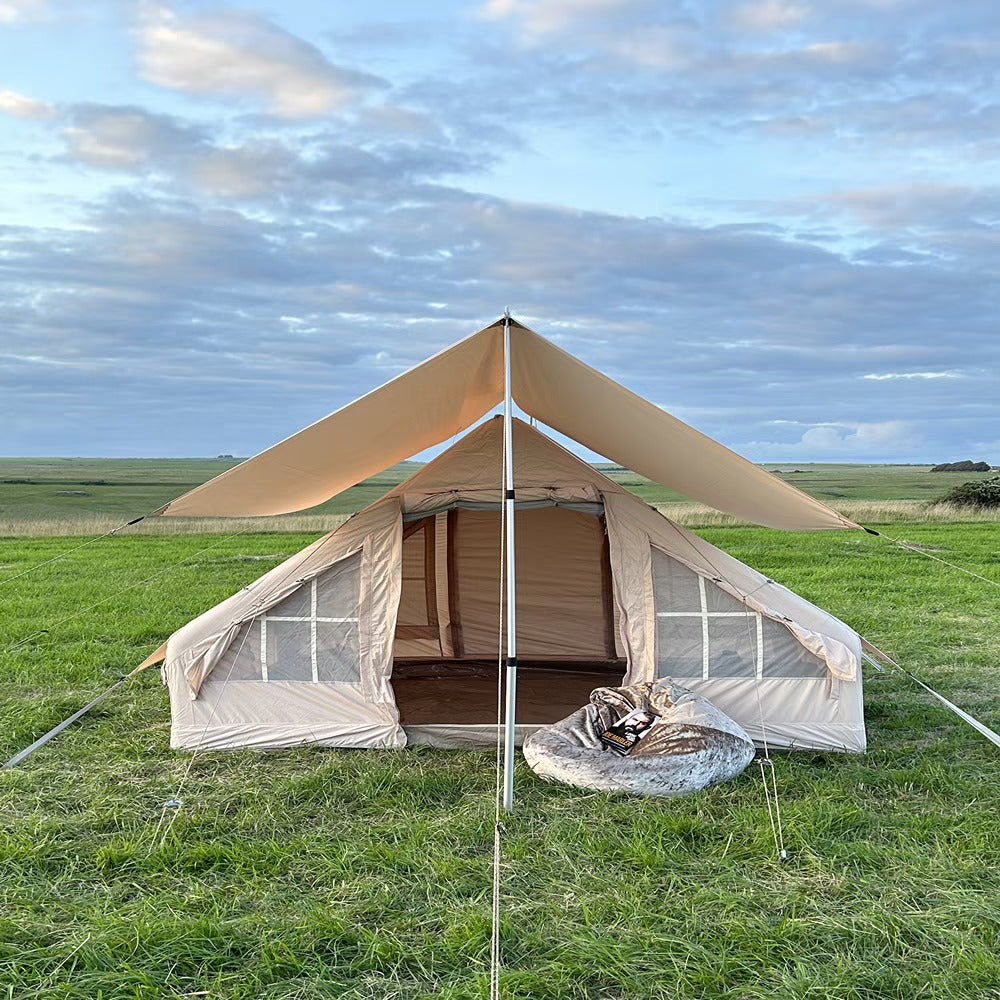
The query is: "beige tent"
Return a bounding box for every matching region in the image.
[157,317,866,753]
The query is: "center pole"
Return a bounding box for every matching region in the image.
[502,310,518,812]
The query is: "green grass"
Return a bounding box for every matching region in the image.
[597,462,997,503]
[2,524,1000,997]
[0,458,425,525]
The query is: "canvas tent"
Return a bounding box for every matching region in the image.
[162,417,864,753]
[154,319,866,755]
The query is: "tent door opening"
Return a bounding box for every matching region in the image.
[391,504,626,728]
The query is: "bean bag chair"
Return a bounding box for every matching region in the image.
[522,679,756,796]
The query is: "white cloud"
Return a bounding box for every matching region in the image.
[608,26,693,70]
[799,420,918,454]
[746,419,927,459]
[728,1,810,32]
[186,142,296,199]
[831,184,995,229]
[480,0,637,38]
[135,4,384,119]
[0,89,54,119]
[62,106,198,169]
[862,371,962,381]
[801,41,873,65]
[0,0,43,23]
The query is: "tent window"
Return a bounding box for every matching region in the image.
[235,551,362,684]
[215,620,263,682]
[652,547,826,679]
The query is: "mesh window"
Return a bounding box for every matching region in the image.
[655,617,704,677]
[652,544,828,680]
[265,619,313,682]
[652,547,701,611]
[316,552,362,618]
[268,585,311,619]
[707,616,756,677]
[704,583,747,614]
[762,619,828,677]
[214,620,263,682]
[316,621,360,683]
[223,550,365,684]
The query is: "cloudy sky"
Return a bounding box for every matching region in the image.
[1,0,997,463]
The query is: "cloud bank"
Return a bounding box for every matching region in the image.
[0,0,997,465]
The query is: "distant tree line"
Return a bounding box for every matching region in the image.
[930,460,992,472]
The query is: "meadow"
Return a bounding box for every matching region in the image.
[2,463,1000,998]
[2,457,997,536]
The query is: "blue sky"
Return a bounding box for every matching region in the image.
[1,0,997,463]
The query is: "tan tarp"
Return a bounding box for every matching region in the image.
[160,320,858,532]
[162,325,505,519]
[509,328,858,532]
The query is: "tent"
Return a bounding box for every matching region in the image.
[153,318,866,755]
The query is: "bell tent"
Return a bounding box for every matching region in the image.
[151,318,867,756]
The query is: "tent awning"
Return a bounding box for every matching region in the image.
[161,318,859,532]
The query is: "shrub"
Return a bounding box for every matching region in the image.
[937,476,1000,508]
[930,460,992,472]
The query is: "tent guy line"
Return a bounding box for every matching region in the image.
[868,529,1000,592]
[740,588,790,862]
[860,642,1000,751]
[0,523,257,657]
[490,471,507,1000]
[149,619,262,854]
[0,657,158,771]
[0,509,159,590]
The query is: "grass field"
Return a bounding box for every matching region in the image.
[2,522,1000,998]
[0,457,424,528]
[2,457,997,535]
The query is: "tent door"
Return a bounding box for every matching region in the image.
[391,504,625,729]
[394,512,454,659]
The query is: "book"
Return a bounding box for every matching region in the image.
[599,708,659,756]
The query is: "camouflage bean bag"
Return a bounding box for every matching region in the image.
[522,679,756,797]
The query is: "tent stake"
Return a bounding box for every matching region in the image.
[502,310,518,812]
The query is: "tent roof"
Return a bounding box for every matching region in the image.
[386,415,629,511]
[161,318,858,531]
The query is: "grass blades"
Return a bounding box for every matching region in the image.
[1,525,999,998]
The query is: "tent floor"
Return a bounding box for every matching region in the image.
[391,659,627,726]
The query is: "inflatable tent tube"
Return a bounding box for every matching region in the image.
[522,679,756,797]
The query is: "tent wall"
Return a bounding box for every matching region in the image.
[603,492,866,752]
[167,499,405,750]
[445,506,614,660]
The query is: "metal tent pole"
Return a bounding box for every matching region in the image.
[502,310,518,812]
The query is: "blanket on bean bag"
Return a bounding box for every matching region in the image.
[523,679,756,796]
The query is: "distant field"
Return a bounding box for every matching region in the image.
[1,457,996,535]
[599,462,998,503]
[0,457,423,528]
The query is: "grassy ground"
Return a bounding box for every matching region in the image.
[0,458,424,528]
[2,524,999,998]
[2,458,996,535]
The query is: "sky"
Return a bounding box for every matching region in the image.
[1,0,997,464]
